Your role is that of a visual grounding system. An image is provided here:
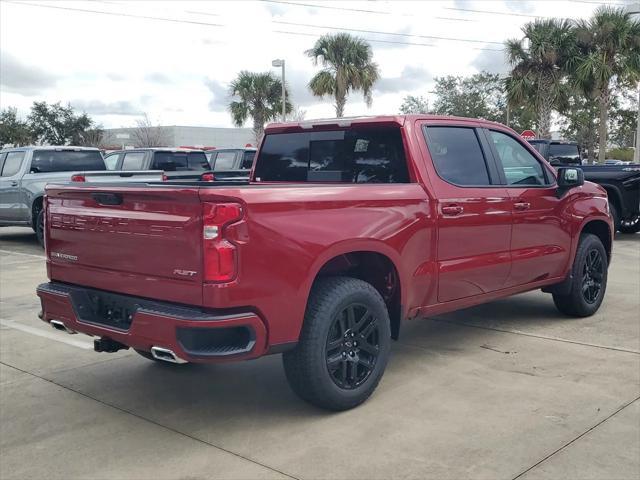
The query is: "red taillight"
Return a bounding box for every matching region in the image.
[201,172,215,182]
[71,174,86,182]
[162,174,168,181]
[202,202,242,282]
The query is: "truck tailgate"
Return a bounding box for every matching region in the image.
[45,184,204,305]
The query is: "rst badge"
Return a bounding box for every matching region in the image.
[173,269,197,277]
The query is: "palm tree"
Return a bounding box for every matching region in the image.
[505,19,575,139]
[571,7,640,163]
[306,33,380,118]
[229,71,291,143]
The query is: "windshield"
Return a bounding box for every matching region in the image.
[254,127,410,183]
[31,150,105,172]
[151,151,209,171]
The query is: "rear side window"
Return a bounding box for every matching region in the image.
[490,131,548,186]
[254,127,410,183]
[1,151,26,177]
[213,151,237,171]
[241,150,255,169]
[424,127,491,186]
[152,152,209,171]
[31,150,105,172]
[121,152,146,170]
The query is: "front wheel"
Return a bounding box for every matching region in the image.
[283,276,391,411]
[553,233,608,317]
[619,214,640,234]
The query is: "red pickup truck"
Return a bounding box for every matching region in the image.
[37,115,613,410]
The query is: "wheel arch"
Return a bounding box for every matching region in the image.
[306,242,405,340]
[580,218,612,263]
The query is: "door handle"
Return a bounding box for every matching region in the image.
[442,205,464,216]
[514,202,531,211]
[10,181,18,186]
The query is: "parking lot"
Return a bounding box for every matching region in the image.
[0,226,638,480]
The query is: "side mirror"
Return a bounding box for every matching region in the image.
[557,167,584,191]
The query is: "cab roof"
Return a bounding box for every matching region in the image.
[265,114,511,133]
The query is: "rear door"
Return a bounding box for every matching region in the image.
[0,151,28,222]
[421,123,512,302]
[486,129,570,287]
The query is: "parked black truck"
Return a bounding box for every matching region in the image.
[528,139,640,233]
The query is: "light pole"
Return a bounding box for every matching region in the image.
[272,59,286,122]
[635,84,640,163]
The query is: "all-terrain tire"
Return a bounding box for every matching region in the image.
[283,276,391,411]
[553,233,608,317]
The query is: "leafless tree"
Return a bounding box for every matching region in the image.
[76,126,105,148]
[132,113,169,147]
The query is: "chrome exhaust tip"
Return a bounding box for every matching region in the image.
[50,319,77,334]
[150,346,188,364]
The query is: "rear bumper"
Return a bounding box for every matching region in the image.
[36,282,267,363]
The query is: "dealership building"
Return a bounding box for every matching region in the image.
[103,125,255,149]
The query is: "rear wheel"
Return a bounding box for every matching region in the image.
[283,276,391,411]
[619,214,640,234]
[553,233,608,317]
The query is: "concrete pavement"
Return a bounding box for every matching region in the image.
[1,226,638,480]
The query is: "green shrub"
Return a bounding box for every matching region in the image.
[605,148,634,162]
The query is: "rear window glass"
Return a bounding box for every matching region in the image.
[122,152,145,170]
[152,152,209,171]
[31,150,105,172]
[254,127,410,183]
[213,151,237,171]
[549,144,580,162]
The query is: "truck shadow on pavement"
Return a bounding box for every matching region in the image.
[50,290,589,423]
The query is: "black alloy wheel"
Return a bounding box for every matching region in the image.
[325,304,380,390]
[582,249,604,304]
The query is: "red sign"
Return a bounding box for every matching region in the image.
[521,130,536,140]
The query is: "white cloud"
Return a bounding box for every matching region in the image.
[0,0,601,128]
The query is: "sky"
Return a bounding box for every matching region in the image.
[0,0,626,129]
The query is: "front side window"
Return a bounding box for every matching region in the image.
[490,131,549,186]
[31,150,105,172]
[1,151,26,177]
[212,151,237,171]
[121,152,146,170]
[254,127,410,183]
[424,126,491,186]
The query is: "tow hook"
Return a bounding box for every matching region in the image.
[94,337,129,353]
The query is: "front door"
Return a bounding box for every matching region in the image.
[421,124,512,303]
[486,129,571,286]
